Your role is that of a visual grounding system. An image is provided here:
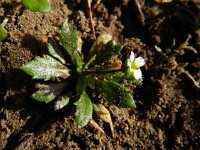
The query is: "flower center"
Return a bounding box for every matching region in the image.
[131,61,139,69]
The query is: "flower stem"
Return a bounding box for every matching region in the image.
[84,67,127,74]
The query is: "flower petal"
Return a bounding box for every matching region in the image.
[135,57,145,67]
[127,60,132,67]
[130,51,135,62]
[133,69,142,80]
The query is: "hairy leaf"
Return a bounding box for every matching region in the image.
[0,26,7,41]
[59,20,82,72]
[21,55,70,81]
[60,20,78,53]
[32,82,68,103]
[95,80,136,108]
[76,75,95,94]
[48,39,66,64]
[75,91,93,128]
[21,0,51,12]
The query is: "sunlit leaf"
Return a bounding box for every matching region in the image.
[0,26,7,41]
[21,55,70,81]
[21,0,51,12]
[59,20,82,72]
[32,82,68,103]
[75,91,93,128]
[93,104,114,135]
[95,80,136,108]
[60,20,77,53]
[48,39,66,64]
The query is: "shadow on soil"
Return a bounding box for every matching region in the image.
[121,0,199,49]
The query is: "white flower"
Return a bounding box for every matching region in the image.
[133,69,142,80]
[127,51,145,80]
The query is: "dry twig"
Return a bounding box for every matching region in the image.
[87,0,96,39]
[133,0,145,25]
[89,119,105,134]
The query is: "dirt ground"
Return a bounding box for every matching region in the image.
[0,0,200,149]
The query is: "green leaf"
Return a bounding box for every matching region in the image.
[76,75,95,94]
[90,34,113,53]
[32,82,68,103]
[21,55,70,81]
[59,20,82,72]
[48,39,66,64]
[60,20,78,53]
[98,71,125,83]
[72,51,83,73]
[95,80,136,108]
[21,0,51,12]
[75,91,93,128]
[0,26,7,41]
[88,34,123,65]
[94,40,123,64]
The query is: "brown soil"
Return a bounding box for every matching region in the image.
[0,0,200,149]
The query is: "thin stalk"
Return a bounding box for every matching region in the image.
[84,67,127,74]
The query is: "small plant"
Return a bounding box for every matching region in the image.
[21,20,146,129]
[177,63,199,88]
[155,35,199,89]
[176,35,199,88]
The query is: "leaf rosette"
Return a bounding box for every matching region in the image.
[21,20,145,129]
